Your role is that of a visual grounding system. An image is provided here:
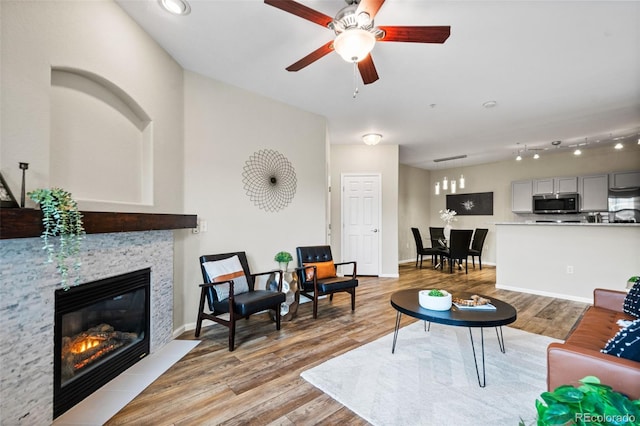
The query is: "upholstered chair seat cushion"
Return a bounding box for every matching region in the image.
[212,290,286,316]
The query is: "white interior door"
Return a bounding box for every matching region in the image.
[342,174,381,276]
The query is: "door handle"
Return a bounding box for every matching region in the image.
[371,229,378,233]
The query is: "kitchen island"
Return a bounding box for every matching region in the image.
[495,222,640,302]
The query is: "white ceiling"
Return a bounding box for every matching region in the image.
[116,0,640,170]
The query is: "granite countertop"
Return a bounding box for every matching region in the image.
[495,222,640,227]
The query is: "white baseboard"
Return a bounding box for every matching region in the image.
[496,283,593,304]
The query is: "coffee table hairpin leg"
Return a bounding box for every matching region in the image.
[392,311,402,353]
[468,326,506,388]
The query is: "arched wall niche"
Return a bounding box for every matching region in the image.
[50,67,153,205]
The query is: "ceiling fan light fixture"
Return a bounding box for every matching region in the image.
[533,153,540,159]
[614,142,624,150]
[362,133,382,146]
[158,0,190,15]
[334,29,376,62]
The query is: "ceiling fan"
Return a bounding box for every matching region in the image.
[264,0,451,85]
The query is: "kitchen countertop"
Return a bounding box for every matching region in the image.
[495,222,639,226]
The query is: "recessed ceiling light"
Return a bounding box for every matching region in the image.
[482,100,497,109]
[159,0,191,15]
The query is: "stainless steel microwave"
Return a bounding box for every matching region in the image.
[533,193,579,214]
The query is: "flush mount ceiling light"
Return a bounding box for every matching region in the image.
[574,148,582,156]
[362,133,382,146]
[482,100,497,109]
[159,0,191,15]
[614,142,624,150]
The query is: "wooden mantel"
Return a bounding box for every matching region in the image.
[0,208,197,239]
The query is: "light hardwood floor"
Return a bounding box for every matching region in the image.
[106,262,588,425]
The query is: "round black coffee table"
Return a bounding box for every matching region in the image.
[390,289,517,387]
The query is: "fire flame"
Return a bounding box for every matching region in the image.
[71,339,100,354]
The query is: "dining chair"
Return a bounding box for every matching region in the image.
[441,229,474,273]
[411,227,445,268]
[468,228,489,270]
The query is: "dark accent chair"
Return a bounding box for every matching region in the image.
[468,228,489,270]
[196,252,285,351]
[411,227,445,268]
[441,229,474,273]
[296,245,358,319]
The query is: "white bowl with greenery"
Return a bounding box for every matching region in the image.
[419,289,452,311]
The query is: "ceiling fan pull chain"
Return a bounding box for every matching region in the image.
[352,61,359,98]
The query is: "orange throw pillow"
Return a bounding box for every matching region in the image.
[303,261,336,281]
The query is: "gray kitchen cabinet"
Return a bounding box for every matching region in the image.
[533,178,554,195]
[610,170,640,188]
[579,174,608,212]
[533,176,578,194]
[512,180,533,212]
[555,176,578,193]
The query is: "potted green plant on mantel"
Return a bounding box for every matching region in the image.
[274,251,293,271]
[28,187,85,290]
[520,376,640,426]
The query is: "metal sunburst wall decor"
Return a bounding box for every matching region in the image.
[242,149,297,212]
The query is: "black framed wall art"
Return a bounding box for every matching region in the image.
[446,192,493,216]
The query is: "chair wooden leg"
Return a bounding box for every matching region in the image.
[465,258,468,274]
[351,289,356,311]
[195,289,207,338]
[479,256,482,270]
[472,256,475,268]
[416,255,419,268]
[228,315,236,351]
[313,295,318,319]
[275,306,281,331]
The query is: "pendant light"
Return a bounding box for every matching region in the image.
[451,179,457,193]
[435,182,440,195]
[442,177,448,190]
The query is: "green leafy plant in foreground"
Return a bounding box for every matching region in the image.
[520,376,640,426]
[428,289,445,297]
[28,187,85,290]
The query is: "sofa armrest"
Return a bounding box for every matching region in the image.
[547,342,640,399]
[593,288,627,312]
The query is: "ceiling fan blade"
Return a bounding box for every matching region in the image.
[357,54,379,85]
[286,41,334,72]
[264,0,333,28]
[356,0,386,20]
[378,26,451,43]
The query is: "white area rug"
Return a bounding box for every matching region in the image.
[301,321,559,426]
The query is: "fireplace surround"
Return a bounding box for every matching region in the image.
[0,229,181,424]
[54,268,151,418]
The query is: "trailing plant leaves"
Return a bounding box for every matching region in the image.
[28,187,85,290]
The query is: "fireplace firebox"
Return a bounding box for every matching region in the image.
[54,268,151,418]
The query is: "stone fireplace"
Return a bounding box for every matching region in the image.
[0,227,181,424]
